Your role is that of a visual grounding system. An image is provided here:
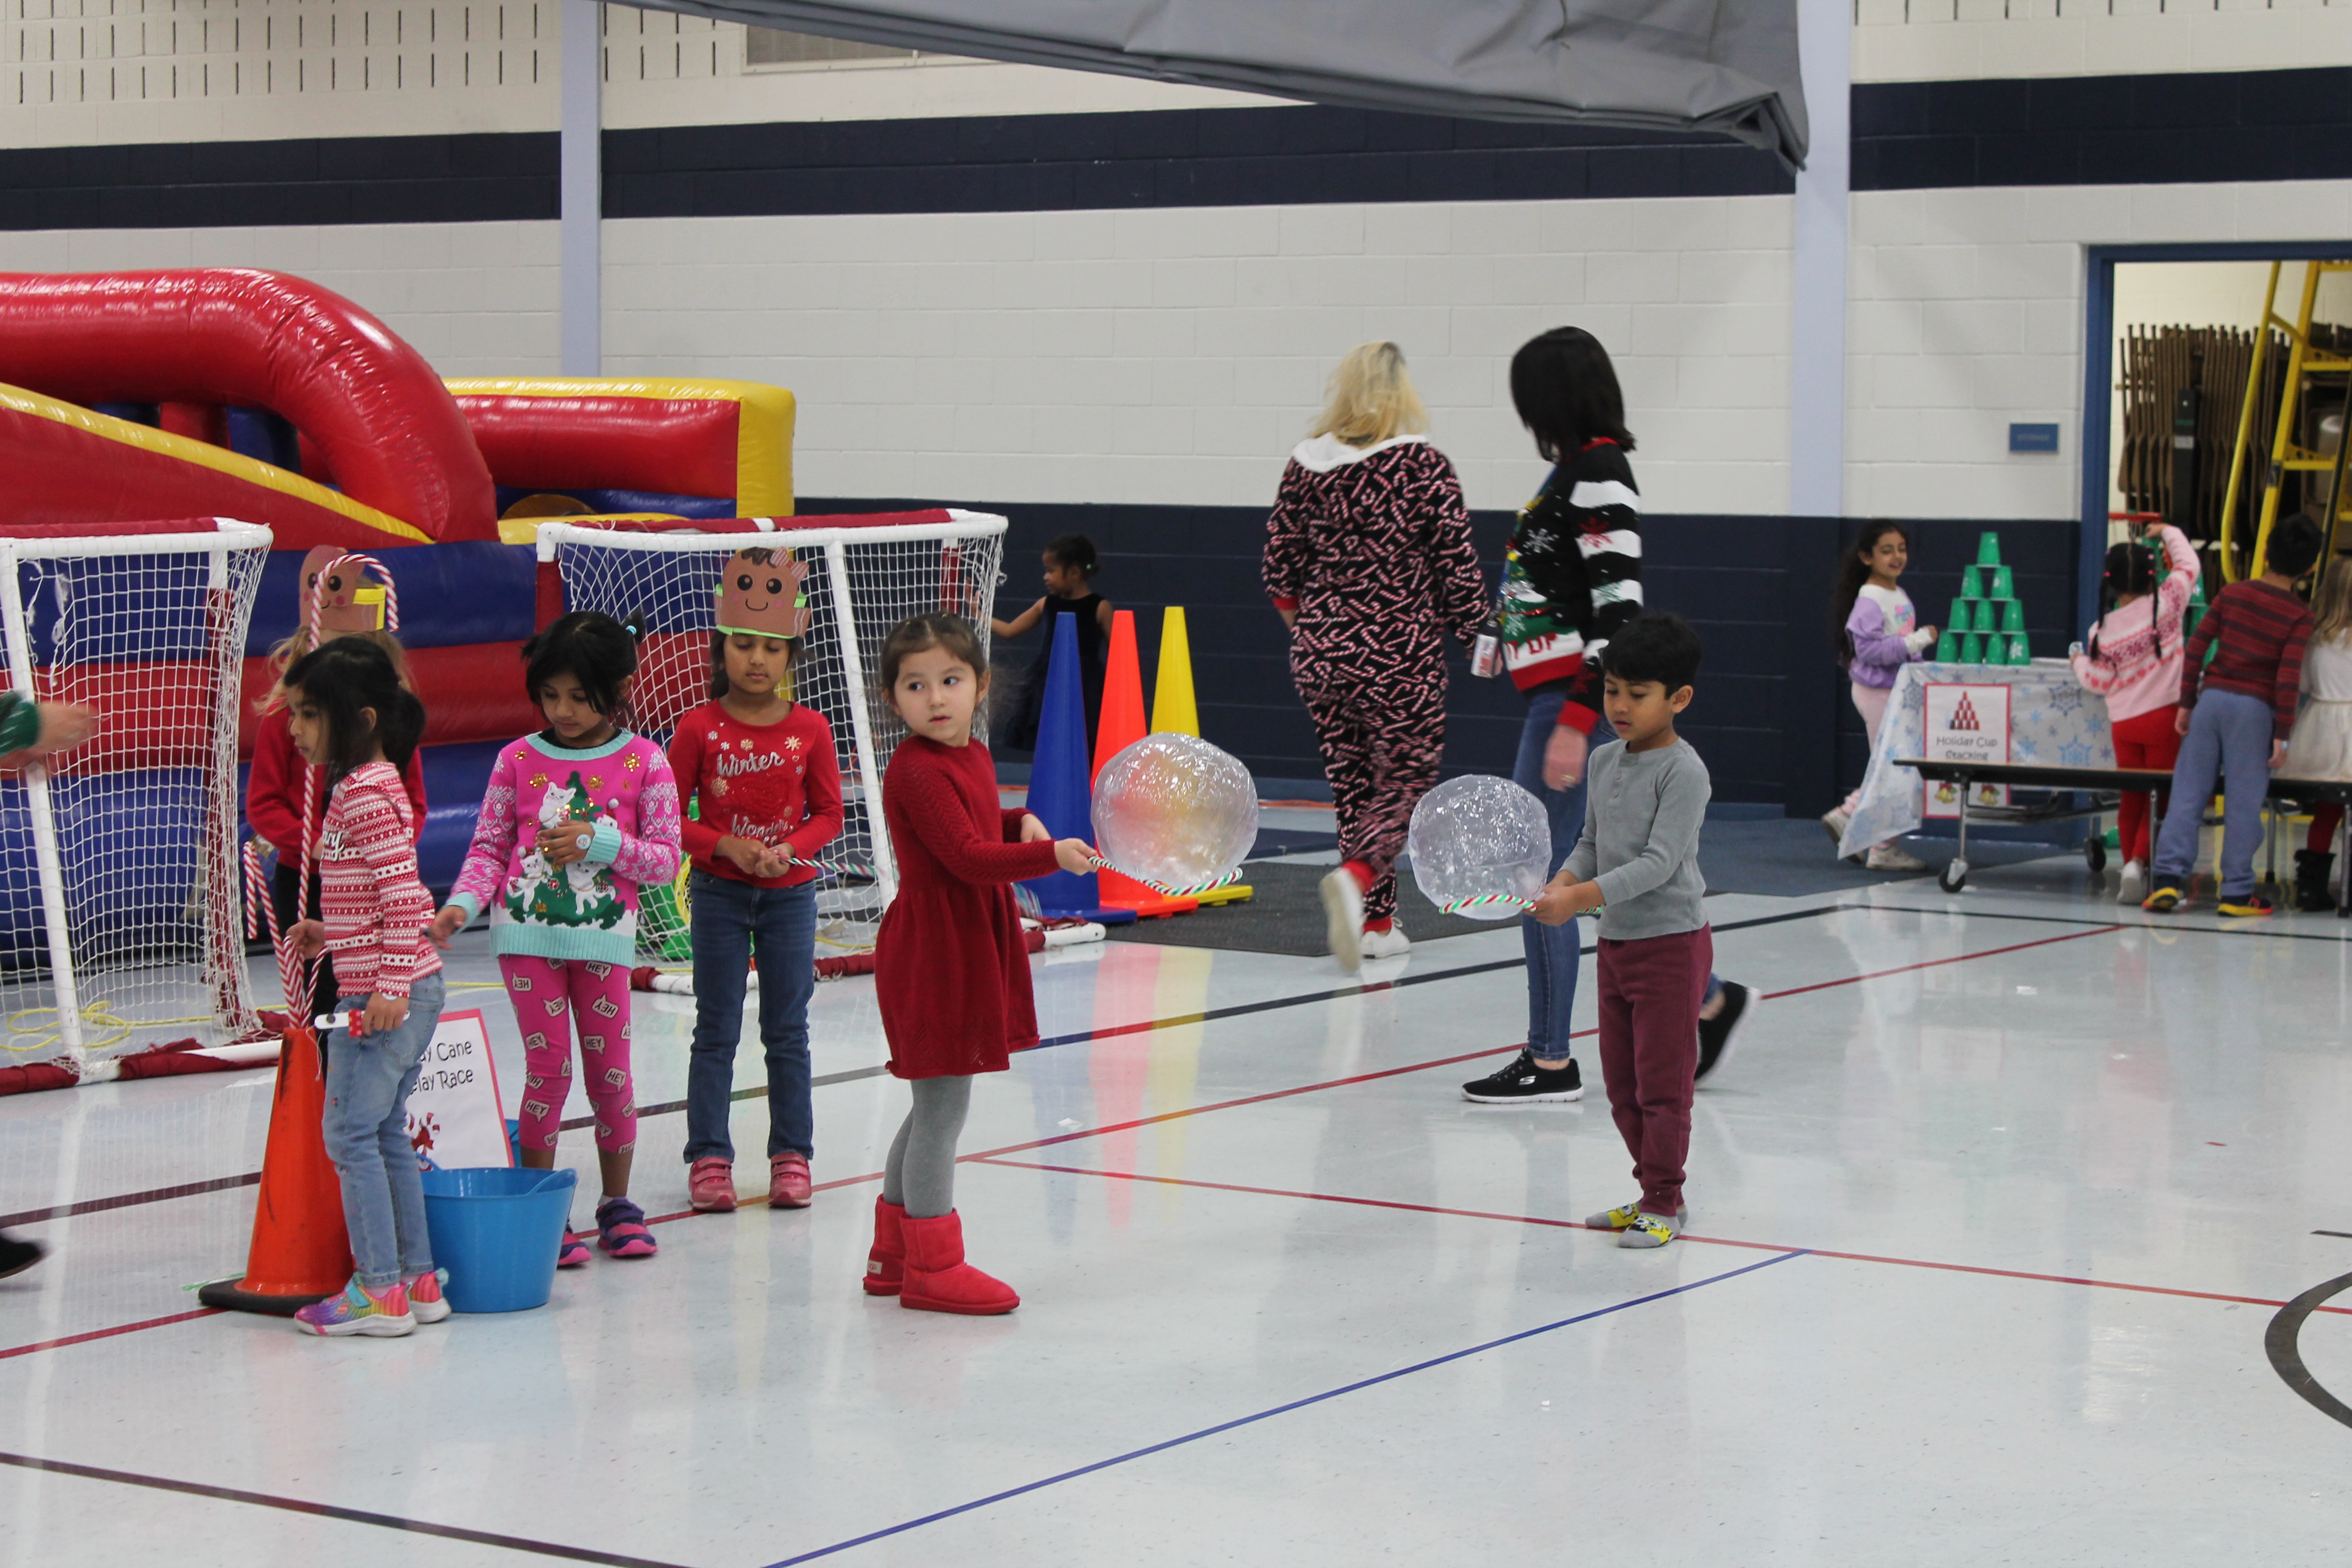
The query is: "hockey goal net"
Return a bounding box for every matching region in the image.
[539,511,1006,961]
[0,521,270,1075]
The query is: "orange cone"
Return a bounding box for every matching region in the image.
[199,1026,351,1315]
[1092,611,1196,918]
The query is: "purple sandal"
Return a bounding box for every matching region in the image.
[596,1197,657,1259]
[557,1231,592,1269]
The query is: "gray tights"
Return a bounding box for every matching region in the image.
[881,1075,972,1219]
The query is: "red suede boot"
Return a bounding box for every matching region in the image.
[899,1211,1019,1315]
[864,1197,907,1296]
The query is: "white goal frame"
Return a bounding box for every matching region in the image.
[0,521,271,1077]
[538,512,1008,928]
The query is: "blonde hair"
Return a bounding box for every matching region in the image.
[1309,341,1429,447]
[2313,554,2352,646]
[262,626,413,713]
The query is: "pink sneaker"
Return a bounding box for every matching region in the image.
[769,1152,812,1208]
[293,1276,413,1337]
[688,1156,737,1213]
[407,1267,450,1324]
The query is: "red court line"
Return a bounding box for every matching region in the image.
[0,1307,222,1362]
[0,919,2136,1358]
[977,1158,2352,1317]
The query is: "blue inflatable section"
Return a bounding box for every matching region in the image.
[248,542,541,655]
[419,738,507,895]
[17,556,217,665]
[492,486,734,520]
[0,769,211,969]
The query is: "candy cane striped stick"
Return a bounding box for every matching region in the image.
[242,839,278,942]
[1082,851,1240,900]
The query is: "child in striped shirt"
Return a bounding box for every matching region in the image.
[280,638,448,1339]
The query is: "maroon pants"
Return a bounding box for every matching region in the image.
[1295,661,1446,925]
[1597,925,1713,1217]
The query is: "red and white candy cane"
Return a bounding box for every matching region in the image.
[305,553,401,639]
[242,839,279,943]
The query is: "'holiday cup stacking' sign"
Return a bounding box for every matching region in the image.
[401,1009,512,1171]
[1923,684,2011,818]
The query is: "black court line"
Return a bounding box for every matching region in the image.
[2316,1231,2352,1240]
[761,1249,1810,1566]
[0,1450,695,1568]
[0,900,1939,1231]
[2266,1271,2352,1429]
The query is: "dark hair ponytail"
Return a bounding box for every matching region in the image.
[1833,520,1913,668]
[523,609,647,729]
[1509,326,1635,462]
[281,637,427,782]
[2088,538,2164,662]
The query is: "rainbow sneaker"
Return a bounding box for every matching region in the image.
[407,1267,450,1324]
[294,1276,415,1337]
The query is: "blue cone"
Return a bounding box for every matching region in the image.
[1019,612,1132,923]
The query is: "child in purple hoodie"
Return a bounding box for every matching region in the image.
[1821,521,1937,871]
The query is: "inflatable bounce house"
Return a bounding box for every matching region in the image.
[0,267,796,890]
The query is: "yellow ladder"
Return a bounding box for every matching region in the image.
[2219,259,2352,580]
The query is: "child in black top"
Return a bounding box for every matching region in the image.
[993,533,1112,752]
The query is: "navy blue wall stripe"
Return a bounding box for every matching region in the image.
[1852,66,2352,190]
[802,496,2080,816]
[6,66,2344,230]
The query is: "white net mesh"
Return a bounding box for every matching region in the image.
[543,515,1006,963]
[0,527,269,1066]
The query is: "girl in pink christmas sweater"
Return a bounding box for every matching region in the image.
[430,613,683,1266]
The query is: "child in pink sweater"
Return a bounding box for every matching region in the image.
[2071,524,2200,904]
[431,613,683,1267]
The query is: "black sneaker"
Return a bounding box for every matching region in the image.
[1696,981,1756,1086]
[0,1228,46,1280]
[1461,1051,1583,1103]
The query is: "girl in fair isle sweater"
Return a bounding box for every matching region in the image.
[431,613,683,1267]
[1822,521,1939,872]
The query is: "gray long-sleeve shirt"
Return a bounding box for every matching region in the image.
[1562,737,1711,940]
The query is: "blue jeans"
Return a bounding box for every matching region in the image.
[2154,687,2272,899]
[684,871,818,1162]
[322,970,445,1289]
[1515,693,1588,1059]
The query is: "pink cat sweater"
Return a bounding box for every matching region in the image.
[447,731,684,964]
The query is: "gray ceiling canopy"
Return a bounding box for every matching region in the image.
[618,0,1810,171]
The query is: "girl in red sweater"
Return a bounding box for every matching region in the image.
[864,614,1092,1314]
[671,548,845,1212]
[248,552,427,1020]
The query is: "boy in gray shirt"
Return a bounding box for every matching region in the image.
[1532,612,1711,1249]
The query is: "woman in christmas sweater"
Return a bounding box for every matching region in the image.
[430,612,683,1265]
[671,548,845,1213]
[1262,341,1487,972]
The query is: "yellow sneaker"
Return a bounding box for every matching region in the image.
[2141,885,2184,913]
[1585,1201,1688,1232]
[1619,1212,1678,1249]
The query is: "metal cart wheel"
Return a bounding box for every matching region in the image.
[1939,858,1969,894]
[2084,832,2107,874]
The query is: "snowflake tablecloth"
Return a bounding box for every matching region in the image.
[1837,661,2114,857]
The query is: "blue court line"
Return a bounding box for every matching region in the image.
[763,1248,1811,1566]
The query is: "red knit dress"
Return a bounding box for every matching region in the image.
[876,735,1060,1079]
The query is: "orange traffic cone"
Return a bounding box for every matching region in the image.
[1093,611,1196,918]
[199,1026,351,1315]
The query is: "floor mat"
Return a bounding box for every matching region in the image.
[1696,817,2075,897]
[1102,861,1503,956]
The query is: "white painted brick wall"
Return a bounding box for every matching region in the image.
[1854,0,2352,84]
[1847,177,2352,520]
[0,220,559,375]
[603,195,1793,516]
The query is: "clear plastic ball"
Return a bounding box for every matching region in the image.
[1408,775,1552,919]
[1091,733,1259,895]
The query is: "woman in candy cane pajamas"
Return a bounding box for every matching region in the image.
[431,612,682,1267]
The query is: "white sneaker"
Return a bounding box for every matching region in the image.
[1358,925,1411,961]
[1865,843,1930,873]
[1320,867,1365,973]
[2116,859,2147,906]
[1820,808,1851,850]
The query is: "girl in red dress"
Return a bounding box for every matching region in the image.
[864,614,1094,1314]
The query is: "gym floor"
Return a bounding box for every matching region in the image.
[4,836,2351,1566]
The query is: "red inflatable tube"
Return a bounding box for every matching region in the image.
[0,270,497,542]
[460,394,742,498]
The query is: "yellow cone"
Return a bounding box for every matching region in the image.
[1151,606,1253,905]
[1151,606,1201,736]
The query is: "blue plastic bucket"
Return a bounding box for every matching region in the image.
[420,1167,576,1313]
